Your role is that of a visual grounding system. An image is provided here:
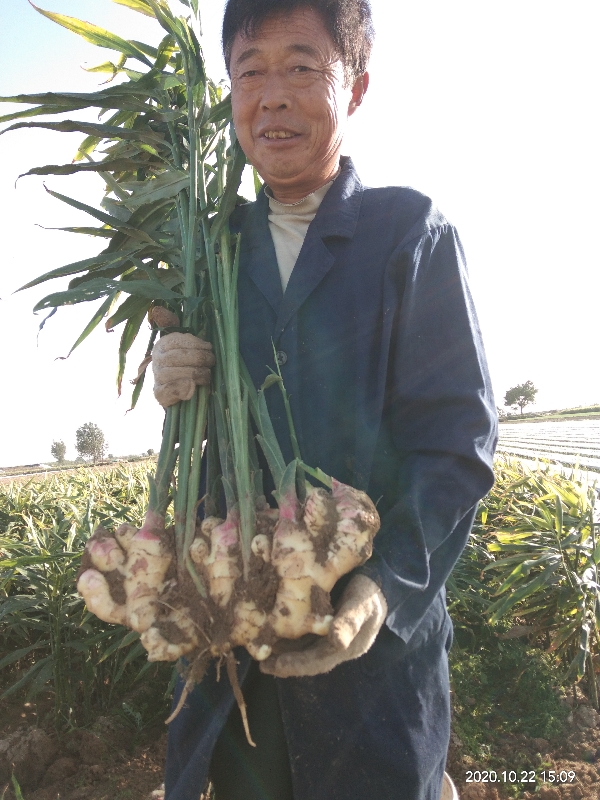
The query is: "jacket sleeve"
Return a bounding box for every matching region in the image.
[357,222,498,642]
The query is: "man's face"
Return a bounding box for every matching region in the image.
[229,8,368,202]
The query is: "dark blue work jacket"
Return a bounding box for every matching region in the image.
[165,157,498,800]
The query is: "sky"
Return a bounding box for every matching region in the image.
[1,0,599,467]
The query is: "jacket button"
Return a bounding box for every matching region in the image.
[275,350,288,366]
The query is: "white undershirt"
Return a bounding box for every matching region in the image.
[266,179,336,292]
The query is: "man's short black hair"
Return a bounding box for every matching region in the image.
[222,0,374,83]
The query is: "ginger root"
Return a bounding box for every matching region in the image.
[77,510,200,662]
[77,480,379,666]
[269,480,379,640]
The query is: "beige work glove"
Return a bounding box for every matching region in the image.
[260,575,387,678]
[152,332,215,408]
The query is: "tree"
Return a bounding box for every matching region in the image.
[504,381,538,415]
[147,448,155,456]
[75,422,107,464]
[50,440,66,464]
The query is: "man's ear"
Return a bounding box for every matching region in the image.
[348,72,369,116]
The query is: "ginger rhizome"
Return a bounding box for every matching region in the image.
[77,471,380,666]
[77,463,379,743]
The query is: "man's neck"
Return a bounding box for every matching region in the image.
[267,162,341,204]
[266,166,341,207]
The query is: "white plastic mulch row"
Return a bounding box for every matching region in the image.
[497,419,600,473]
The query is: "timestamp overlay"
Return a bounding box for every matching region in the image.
[465,769,577,785]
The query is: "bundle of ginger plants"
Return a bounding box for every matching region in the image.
[1,0,380,739]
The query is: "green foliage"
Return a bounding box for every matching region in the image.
[483,464,599,684]
[446,526,495,643]
[450,629,568,757]
[0,464,171,727]
[1,773,25,800]
[504,380,538,415]
[50,440,66,463]
[1,0,241,410]
[448,456,600,700]
[114,685,174,751]
[557,404,600,416]
[75,421,107,464]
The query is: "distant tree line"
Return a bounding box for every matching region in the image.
[50,425,157,465]
[50,422,107,465]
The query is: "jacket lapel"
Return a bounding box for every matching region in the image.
[240,190,283,314]
[239,157,364,338]
[273,157,364,339]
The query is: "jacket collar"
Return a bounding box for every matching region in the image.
[311,155,363,240]
[239,156,364,334]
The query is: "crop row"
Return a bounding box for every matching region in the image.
[0,464,174,728]
[497,421,600,472]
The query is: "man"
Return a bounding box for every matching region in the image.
[155,1,497,798]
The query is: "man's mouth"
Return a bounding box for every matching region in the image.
[262,131,298,140]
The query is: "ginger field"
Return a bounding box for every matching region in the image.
[2,458,600,798]
[497,419,600,474]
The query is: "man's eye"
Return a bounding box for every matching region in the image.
[292,65,312,73]
[240,70,259,78]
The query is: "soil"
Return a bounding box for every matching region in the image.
[447,691,600,800]
[0,696,168,800]
[3,690,600,800]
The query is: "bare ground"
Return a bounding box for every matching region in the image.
[448,693,600,800]
[2,694,600,800]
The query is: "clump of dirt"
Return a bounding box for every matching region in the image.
[0,697,167,800]
[0,727,58,789]
[310,584,333,618]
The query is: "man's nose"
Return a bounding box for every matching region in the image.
[260,72,292,111]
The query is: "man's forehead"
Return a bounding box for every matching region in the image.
[233,42,322,67]
[230,7,337,68]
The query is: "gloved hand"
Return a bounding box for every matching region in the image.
[259,574,387,677]
[152,332,215,408]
